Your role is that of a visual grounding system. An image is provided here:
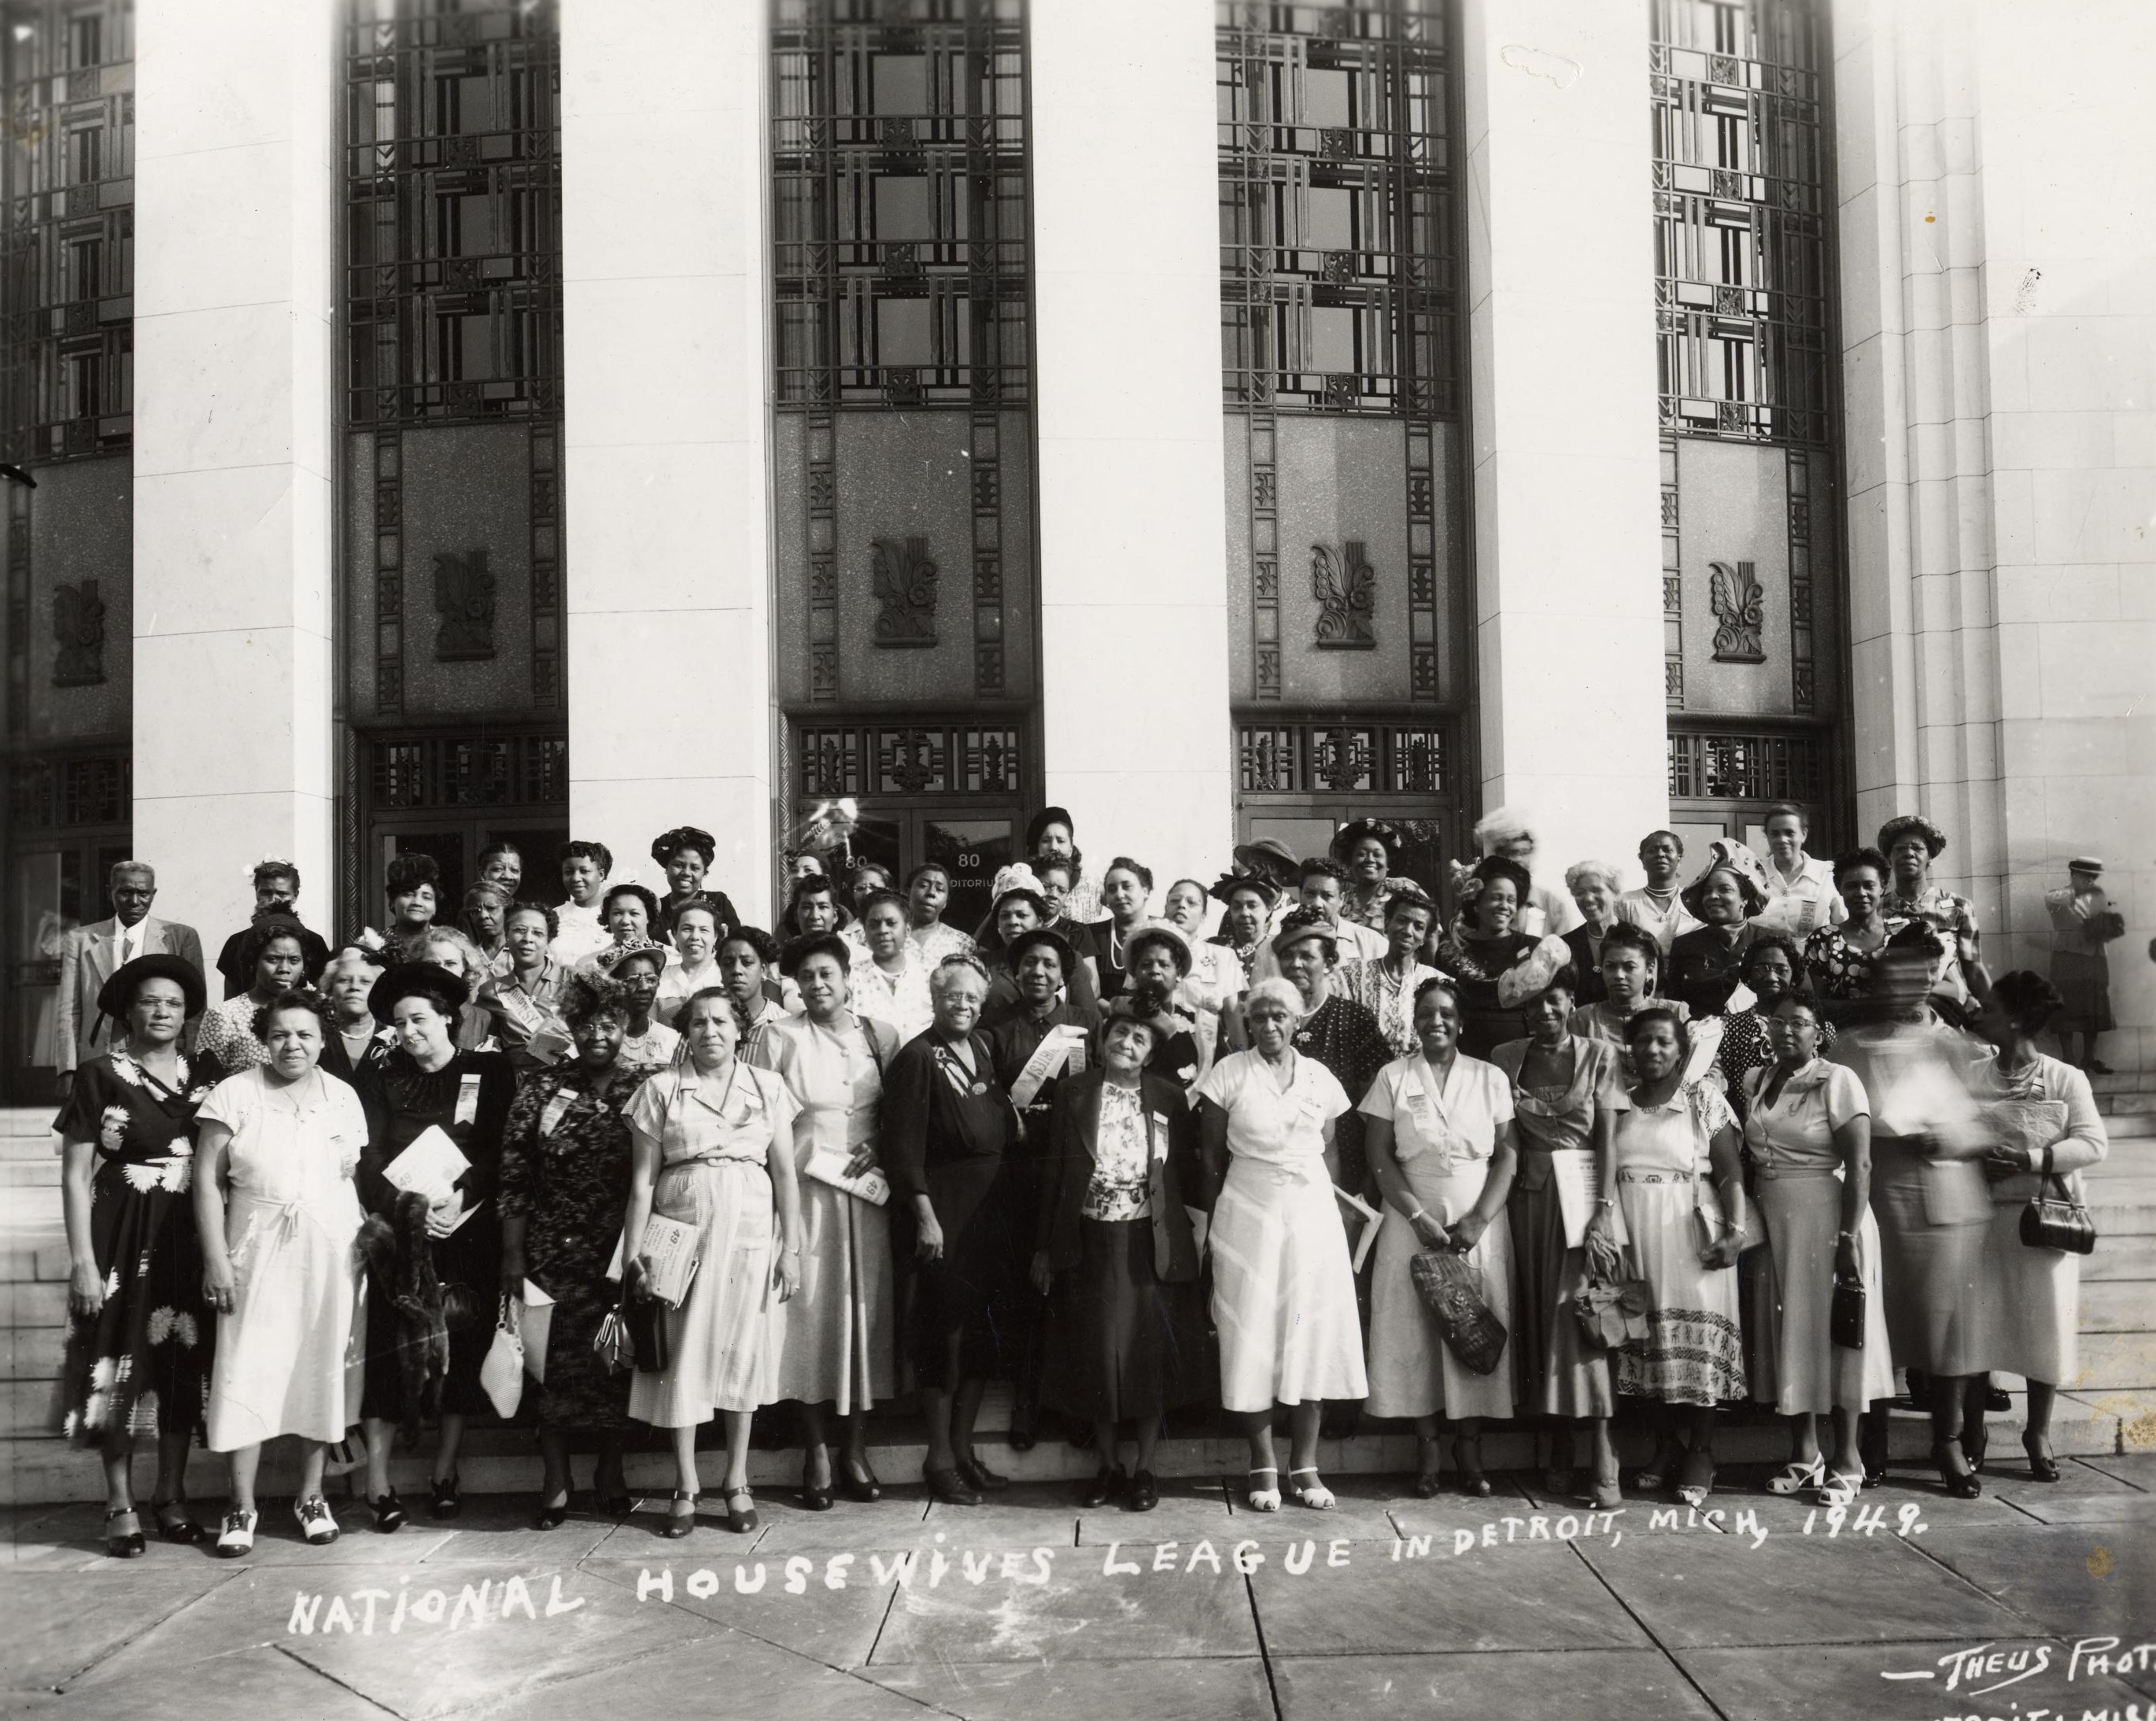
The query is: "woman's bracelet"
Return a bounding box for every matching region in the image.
[1408,1208,1430,1225]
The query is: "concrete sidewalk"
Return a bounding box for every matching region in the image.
[4,1454,2154,1719]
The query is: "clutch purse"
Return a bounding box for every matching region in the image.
[622,1293,672,1373]
[1829,1273,1866,1350]
[1408,1248,1508,1376]
[1572,1255,1651,1350]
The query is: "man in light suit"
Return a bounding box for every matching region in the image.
[53,859,205,1098]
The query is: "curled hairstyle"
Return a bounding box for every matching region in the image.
[250,988,331,1044]
[506,899,559,940]
[602,881,662,927]
[1597,921,1662,972]
[1242,975,1305,1025]
[1104,855,1154,892]
[1833,845,1892,888]
[931,951,990,992]
[719,924,783,966]
[782,932,852,979]
[1566,859,1624,894]
[239,916,316,981]
[1412,974,1464,1016]
[559,838,614,876]
[1989,969,2065,1038]
[384,851,440,900]
[1626,1003,1691,1059]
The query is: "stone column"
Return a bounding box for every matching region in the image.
[1836,0,2156,1061]
[1029,0,1235,888]
[131,0,338,964]
[559,2,776,922]
[1458,0,1667,883]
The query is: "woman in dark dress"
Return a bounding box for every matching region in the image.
[354,962,517,1530]
[1030,1000,1209,1512]
[498,974,657,1528]
[1119,923,1206,1090]
[1434,856,1544,1058]
[54,954,221,1556]
[1087,857,1155,1002]
[880,953,1021,1505]
[1664,840,1770,1019]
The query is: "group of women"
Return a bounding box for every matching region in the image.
[51,807,2108,1558]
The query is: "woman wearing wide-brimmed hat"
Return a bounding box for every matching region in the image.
[352,961,518,1531]
[1664,839,1772,1018]
[1117,921,1206,1091]
[980,864,1099,1014]
[1434,856,1549,1059]
[1208,870,1279,991]
[1031,995,1211,1511]
[54,952,222,1556]
[591,937,681,1064]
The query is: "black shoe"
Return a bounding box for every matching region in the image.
[150,1498,205,1545]
[1984,1385,2012,1413]
[838,1457,882,1504]
[368,1490,408,1534]
[2022,1432,2062,1483]
[1081,1466,1123,1509]
[600,1492,634,1519]
[103,1506,146,1560]
[533,1490,571,1531]
[925,1465,983,1507]
[801,1457,833,1513]
[1007,1410,1038,1454]
[429,1474,461,1520]
[1934,1438,1982,1500]
[954,1452,1009,1493]
[1127,1469,1159,1513]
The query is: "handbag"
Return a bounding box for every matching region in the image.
[478,1295,526,1418]
[593,1307,634,1374]
[1408,1247,1508,1376]
[1573,1251,1652,1350]
[1829,1273,1866,1350]
[622,1291,672,1373]
[2021,1147,2096,1255]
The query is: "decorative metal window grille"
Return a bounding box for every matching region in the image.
[797,722,1022,800]
[770,0,1028,412]
[1667,729,1824,803]
[1236,718,1445,795]
[0,2,134,463]
[1650,0,1829,446]
[1218,0,1456,419]
[367,730,567,811]
[6,751,130,828]
[342,0,561,428]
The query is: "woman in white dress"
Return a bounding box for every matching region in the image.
[847,889,935,1044]
[1195,977,1367,1513]
[1601,1006,1748,1506]
[1740,995,1895,1507]
[624,990,803,1537]
[1361,977,1518,1497]
[757,934,901,1509]
[194,991,368,1556]
[1968,971,2108,1483]
[654,897,724,1028]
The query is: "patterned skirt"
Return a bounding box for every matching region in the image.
[1615,1175,1746,1408]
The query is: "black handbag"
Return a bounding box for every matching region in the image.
[1829,1273,1866,1350]
[2021,1147,2096,1255]
[622,1294,672,1373]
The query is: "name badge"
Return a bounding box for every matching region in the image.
[455,1073,482,1127]
[539,1091,577,1138]
[1150,1113,1172,1162]
[1297,1088,1327,1121]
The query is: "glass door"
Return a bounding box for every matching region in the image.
[3,835,130,1102]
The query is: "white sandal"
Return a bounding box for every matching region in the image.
[215,1509,257,1558]
[1287,1467,1335,1510]
[1246,1466,1281,1512]
[1817,1469,1864,1509]
[1766,1457,1825,1496]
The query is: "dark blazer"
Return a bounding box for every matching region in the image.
[1036,1069,1202,1284]
[1666,921,1765,1018]
[1562,925,1610,1005]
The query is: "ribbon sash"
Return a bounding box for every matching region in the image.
[1009,1024,1086,1110]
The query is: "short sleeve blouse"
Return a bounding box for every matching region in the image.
[1357,1053,1513,1170]
[1195,1049,1349,1169]
[1740,1060,1867,1175]
[1615,1080,1736,1176]
[626,1062,799,1167]
[197,1065,370,1184]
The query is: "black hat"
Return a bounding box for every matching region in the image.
[651,825,717,867]
[1025,806,1076,852]
[97,953,207,1023]
[367,961,471,1025]
[1004,925,1078,977]
[1332,818,1403,860]
[1209,870,1279,907]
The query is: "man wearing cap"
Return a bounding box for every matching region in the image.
[54,860,205,1097]
[984,921,1102,1450]
[2047,857,2123,1073]
[1027,806,1101,928]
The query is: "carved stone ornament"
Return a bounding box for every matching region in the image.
[433,548,497,662]
[1311,541,1377,649]
[50,579,106,686]
[1708,558,1767,663]
[871,535,938,648]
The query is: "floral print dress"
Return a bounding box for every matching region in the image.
[52,1048,223,1445]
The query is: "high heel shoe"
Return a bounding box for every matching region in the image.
[104,1505,146,1560]
[800,1455,833,1513]
[2021,1431,2061,1483]
[663,1490,699,1538]
[1632,1438,1684,1496]
[1674,1449,1716,1509]
[725,1486,758,1534]
[150,1498,205,1544]
[838,1456,881,1504]
[1589,1450,1623,1512]
[1766,1457,1826,1496]
[429,1473,462,1521]
[1933,1438,1982,1499]
[1452,1436,1491,1499]
[533,1489,572,1531]
[1412,1435,1443,1499]
[367,1490,408,1533]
